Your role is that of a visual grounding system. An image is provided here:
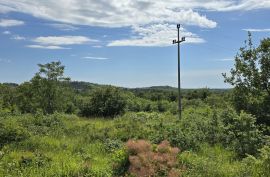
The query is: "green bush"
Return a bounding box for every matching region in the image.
[0,120,29,148]
[103,139,123,153]
[111,147,129,176]
[221,110,264,156]
[243,145,270,176]
[81,86,127,117]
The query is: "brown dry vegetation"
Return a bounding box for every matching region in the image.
[126,140,182,177]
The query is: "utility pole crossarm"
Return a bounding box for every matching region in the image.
[172,37,185,44]
[172,24,185,119]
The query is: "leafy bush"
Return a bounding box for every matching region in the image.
[126,140,182,177]
[221,110,264,156]
[111,112,156,141]
[111,147,129,176]
[103,138,123,153]
[18,113,65,136]
[243,145,270,176]
[0,120,29,148]
[81,86,127,117]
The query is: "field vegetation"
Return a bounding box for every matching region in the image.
[0,34,270,176]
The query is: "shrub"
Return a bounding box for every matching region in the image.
[81,86,127,117]
[243,145,270,176]
[111,112,156,141]
[103,139,123,153]
[19,113,65,136]
[126,140,182,177]
[111,147,129,176]
[0,121,29,148]
[221,110,264,156]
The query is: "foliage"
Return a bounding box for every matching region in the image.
[0,83,17,112]
[223,33,270,125]
[243,144,270,176]
[0,111,269,176]
[16,61,72,114]
[111,147,129,176]
[0,56,269,176]
[221,110,264,157]
[0,121,29,148]
[179,144,248,177]
[80,86,127,117]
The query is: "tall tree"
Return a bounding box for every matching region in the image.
[35,61,70,114]
[223,32,270,125]
[17,61,70,114]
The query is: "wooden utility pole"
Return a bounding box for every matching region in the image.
[173,24,185,119]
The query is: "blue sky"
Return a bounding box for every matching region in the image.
[0,0,270,88]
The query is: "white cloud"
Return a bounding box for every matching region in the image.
[0,1,217,28]
[214,58,234,62]
[33,36,97,46]
[108,24,205,47]
[215,0,270,11]
[11,35,25,40]
[1,0,270,29]
[2,30,11,34]
[1,0,270,47]
[92,45,103,48]
[0,19,24,27]
[48,23,79,31]
[28,36,97,49]
[26,45,70,50]
[83,56,109,60]
[243,28,270,32]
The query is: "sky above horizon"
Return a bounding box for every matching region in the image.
[0,0,270,88]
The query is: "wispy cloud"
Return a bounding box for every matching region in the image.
[48,23,79,31]
[26,45,70,50]
[33,36,98,46]
[0,19,24,27]
[243,28,270,32]
[11,35,26,40]
[2,30,11,35]
[108,24,205,47]
[215,58,234,62]
[92,45,103,48]
[28,36,98,49]
[83,56,109,60]
[216,0,270,11]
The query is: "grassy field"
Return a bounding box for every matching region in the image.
[1,110,269,177]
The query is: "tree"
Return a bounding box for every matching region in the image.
[17,61,70,114]
[35,61,70,114]
[223,32,270,125]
